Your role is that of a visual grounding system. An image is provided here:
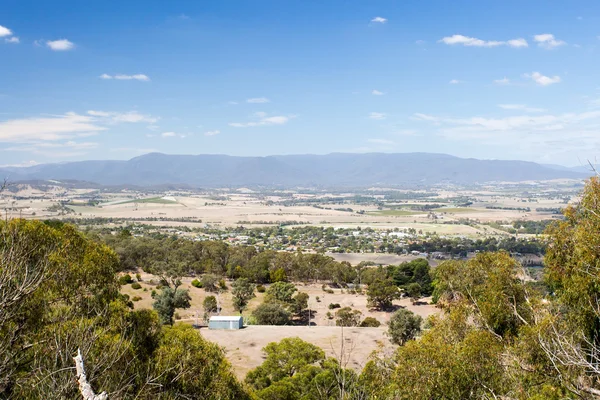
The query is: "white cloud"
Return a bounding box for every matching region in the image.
[228,101,238,105]
[372,90,384,95]
[534,33,566,49]
[5,36,19,44]
[204,130,220,136]
[368,138,394,145]
[46,39,75,51]
[449,79,461,84]
[87,110,158,123]
[369,112,386,120]
[415,40,426,45]
[246,97,270,103]
[161,131,176,138]
[498,104,546,112]
[229,114,291,128]
[526,72,561,86]
[493,77,511,85]
[371,17,387,23]
[0,160,38,168]
[439,34,528,48]
[5,141,98,158]
[100,74,150,81]
[0,25,12,37]
[0,113,105,142]
[507,38,528,48]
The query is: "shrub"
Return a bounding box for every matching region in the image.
[151,289,157,298]
[326,311,334,319]
[360,317,381,327]
[218,279,228,291]
[388,308,422,346]
[143,288,148,292]
[131,282,142,290]
[118,274,133,285]
[191,279,202,288]
[256,284,266,293]
[252,302,291,325]
[136,273,142,282]
[328,303,341,310]
[203,296,218,314]
[335,307,362,327]
[132,296,142,302]
[174,312,181,320]
[315,296,321,302]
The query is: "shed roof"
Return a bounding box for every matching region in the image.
[209,316,243,322]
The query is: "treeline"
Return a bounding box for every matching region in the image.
[405,235,546,255]
[101,230,432,288]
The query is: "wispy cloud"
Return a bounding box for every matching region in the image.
[204,130,220,136]
[449,79,461,84]
[525,72,561,86]
[534,33,566,49]
[110,147,157,154]
[368,138,394,145]
[46,39,75,51]
[493,77,511,85]
[439,34,528,48]
[369,112,386,120]
[413,109,600,156]
[229,114,291,128]
[100,74,150,81]
[0,113,105,142]
[372,90,384,95]
[498,104,546,112]
[5,36,19,44]
[371,17,387,23]
[87,110,158,123]
[161,132,177,138]
[246,97,270,104]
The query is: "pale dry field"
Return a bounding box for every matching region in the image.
[200,325,394,378]
[1,183,574,236]
[121,272,439,377]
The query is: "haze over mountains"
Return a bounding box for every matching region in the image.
[0,153,591,188]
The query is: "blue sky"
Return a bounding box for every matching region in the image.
[1,0,600,167]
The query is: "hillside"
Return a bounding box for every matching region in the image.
[0,152,589,187]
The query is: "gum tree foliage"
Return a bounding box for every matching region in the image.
[387,308,422,346]
[367,278,401,310]
[0,219,249,398]
[152,283,192,325]
[335,307,362,327]
[246,338,361,399]
[231,278,255,314]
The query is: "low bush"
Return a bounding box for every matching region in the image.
[360,317,381,327]
[131,282,142,290]
[132,296,142,302]
[191,279,202,288]
[118,274,133,285]
[328,303,341,310]
[256,284,266,293]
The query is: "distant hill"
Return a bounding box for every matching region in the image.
[0,152,590,188]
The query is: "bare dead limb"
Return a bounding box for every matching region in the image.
[73,348,108,400]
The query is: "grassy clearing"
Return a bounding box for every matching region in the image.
[433,207,481,213]
[119,197,178,205]
[368,209,423,216]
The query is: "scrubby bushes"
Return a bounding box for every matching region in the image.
[118,274,133,285]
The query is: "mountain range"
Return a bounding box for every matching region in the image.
[0,153,591,188]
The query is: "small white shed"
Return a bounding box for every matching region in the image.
[208,316,243,330]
